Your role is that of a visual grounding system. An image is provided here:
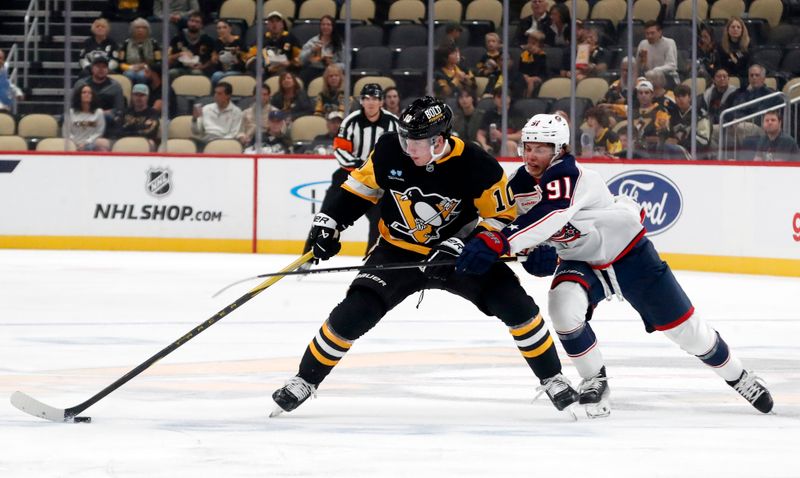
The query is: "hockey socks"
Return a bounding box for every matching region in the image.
[298,321,353,386]
[509,314,561,380]
[557,322,605,379]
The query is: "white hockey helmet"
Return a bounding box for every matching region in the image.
[518,113,570,159]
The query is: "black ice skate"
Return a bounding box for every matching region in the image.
[727,370,774,414]
[578,366,610,418]
[537,373,579,418]
[270,376,317,417]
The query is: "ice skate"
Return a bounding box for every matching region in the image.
[270,376,317,417]
[536,373,580,419]
[578,366,610,418]
[727,370,774,414]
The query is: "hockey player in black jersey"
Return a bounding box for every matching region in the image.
[271,97,578,417]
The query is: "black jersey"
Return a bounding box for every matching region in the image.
[326,134,516,255]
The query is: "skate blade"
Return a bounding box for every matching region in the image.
[269,405,285,418]
[584,400,611,419]
[563,403,579,421]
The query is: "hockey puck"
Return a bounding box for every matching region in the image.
[73,416,92,423]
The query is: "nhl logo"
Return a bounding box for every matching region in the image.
[146,168,172,197]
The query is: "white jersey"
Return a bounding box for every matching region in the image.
[504,155,645,267]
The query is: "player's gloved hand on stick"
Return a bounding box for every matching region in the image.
[455,231,509,275]
[309,213,341,260]
[521,245,558,277]
[422,237,464,280]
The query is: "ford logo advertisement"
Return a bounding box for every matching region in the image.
[606,171,683,235]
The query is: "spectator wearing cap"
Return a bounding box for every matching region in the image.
[118,17,162,85]
[304,83,399,254]
[64,84,111,152]
[299,15,343,85]
[168,11,218,78]
[191,82,243,144]
[246,11,301,76]
[116,83,160,151]
[751,111,799,162]
[476,87,522,156]
[211,19,248,86]
[73,55,126,128]
[633,79,671,150]
[636,21,679,89]
[313,64,345,117]
[309,110,344,155]
[154,0,199,25]
[0,49,24,112]
[245,110,291,154]
[237,81,279,147]
[270,71,313,119]
[78,18,120,78]
[514,0,550,46]
[383,86,401,117]
[434,43,476,99]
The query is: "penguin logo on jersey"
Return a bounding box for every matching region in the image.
[390,187,460,243]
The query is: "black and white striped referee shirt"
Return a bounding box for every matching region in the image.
[333,108,399,170]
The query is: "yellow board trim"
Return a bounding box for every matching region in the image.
[322,322,352,350]
[510,314,543,337]
[309,340,340,367]
[520,335,554,358]
[2,236,798,277]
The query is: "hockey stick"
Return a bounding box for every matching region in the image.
[212,256,520,298]
[10,252,315,423]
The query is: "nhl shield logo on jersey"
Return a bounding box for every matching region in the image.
[146,168,172,197]
[390,187,461,243]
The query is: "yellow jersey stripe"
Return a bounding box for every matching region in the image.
[510,314,543,337]
[322,322,352,350]
[520,335,554,358]
[309,341,340,366]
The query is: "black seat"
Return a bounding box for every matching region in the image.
[550,97,592,124]
[511,98,551,119]
[387,23,428,49]
[662,22,693,51]
[460,46,486,72]
[751,45,783,74]
[353,46,393,75]
[433,24,470,48]
[779,46,800,76]
[350,24,384,48]
[392,46,429,76]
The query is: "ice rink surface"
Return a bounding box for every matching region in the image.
[0,249,797,477]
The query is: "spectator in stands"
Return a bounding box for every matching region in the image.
[544,3,570,48]
[515,0,550,47]
[64,85,111,152]
[451,87,483,144]
[752,111,799,162]
[519,30,547,98]
[599,57,639,125]
[191,82,243,144]
[79,18,120,78]
[584,106,622,157]
[313,64,345,117]
[106,0,151,21]
[667,84,710,152]
[732,63,781,120]
[434,44,476,99]
[632,79,671,150]
[575,27,609,81]
[246,11,301,76]
[270,71,313,119]
[145,67,177,117]
[237,81,279,147]
[475,33,503,96]
[645,70,676,113]
[73,56,126,128]
[116,83,160,150]
[119,18,163,85]
[309,110,344,155]
[245,110,291,154]
[299,15,343,85]
[697,23,719,80]
[718,17,750,84]
[637,20,679,89]
[0,49,24,112]
[476,87,521,156]
[383,86,401,117]
[700,67,738,124]
[168,11,218,78]
[211,19,247,85]
[438,23,464,48]
[154,0,199,26]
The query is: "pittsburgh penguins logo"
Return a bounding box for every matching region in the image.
[390,187,460,243]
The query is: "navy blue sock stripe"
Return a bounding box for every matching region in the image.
[698,332,731,368]
[557,323,597,357]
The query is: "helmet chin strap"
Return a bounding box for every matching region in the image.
[426,137,450,164]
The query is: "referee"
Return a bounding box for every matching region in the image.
[304,83,399,255]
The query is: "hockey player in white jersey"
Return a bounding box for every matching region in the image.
[456,113,774,417]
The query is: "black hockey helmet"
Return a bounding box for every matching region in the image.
[398,96,453,141]
[359,83,383,99]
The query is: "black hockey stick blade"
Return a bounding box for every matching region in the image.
[10,252,315,423]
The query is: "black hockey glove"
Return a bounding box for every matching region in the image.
[521,245,558,277]
[422,237,465,280]
[308,213,341,260]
